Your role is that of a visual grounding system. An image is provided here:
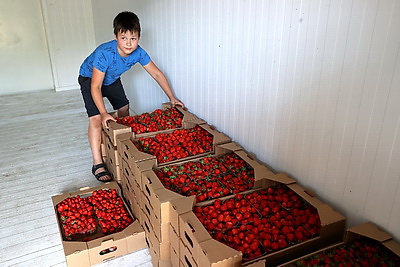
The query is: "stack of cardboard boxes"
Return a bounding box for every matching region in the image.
[52,104,400,266]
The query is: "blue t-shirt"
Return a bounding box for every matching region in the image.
[79,40,151,86]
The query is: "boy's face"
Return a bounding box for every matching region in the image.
[115,30,139,57]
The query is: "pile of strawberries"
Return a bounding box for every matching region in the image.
[154,153,255,202]
[56,189,133,241]
[133,125,213,164]
[193,186,321,261]
[87,189,133,235]
[116,107,183,134]
[295,238,400,266]
[57,195,96,240]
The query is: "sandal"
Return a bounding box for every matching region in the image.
[92,163,112,182]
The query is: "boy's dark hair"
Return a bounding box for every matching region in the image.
[113,11,141,37]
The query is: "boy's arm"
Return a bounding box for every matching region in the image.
[91,67,116,128]
[143,60,184,107]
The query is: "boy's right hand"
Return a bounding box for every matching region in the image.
[170,98,185,109]
[100,113,117,129]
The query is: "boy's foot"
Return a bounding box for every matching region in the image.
[92,163,112,182]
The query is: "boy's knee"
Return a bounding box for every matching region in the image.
[89,115,102,128]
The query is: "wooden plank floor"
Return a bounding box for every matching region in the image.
[0,89,152,267]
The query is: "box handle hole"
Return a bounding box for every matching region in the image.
[99,246,117,255]
[184,255,193,267]
[145,184,151,196]
[184,231,194,248]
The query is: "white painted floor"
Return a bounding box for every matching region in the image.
[0,89,153,267]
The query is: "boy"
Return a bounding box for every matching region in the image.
[79,11,184,182]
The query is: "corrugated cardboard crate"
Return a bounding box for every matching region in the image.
[140,142,276,205]
[168,173,295,236]
[171,175,345,267]
[142,186,195,229]
[142,211,171,262]
[142,197,170,243]
[180,239,242,267]
[104,103,206,147]
[119,149,156,191]
[52,182,147,267]
[106,157,122,183]
[121,179,142,224]
[279,221,400,266]
[105,133,121,166]
[169,223,180,260]
[145,232,173,267]
[170,242,180,267]
[101,130,107,162]
[116,121,231,170]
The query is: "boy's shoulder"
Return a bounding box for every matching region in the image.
[97,40,116,51]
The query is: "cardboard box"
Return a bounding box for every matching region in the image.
[180,241,198,267]
[105,157,122,183]
[246,180,346,266]
[140,142,278,210]
[170,243,180,267]
[244,259,266,267]
[178,211,243,266]
[104,132,123,183]
[105,135,121,166]
[169,223,180,258]
[145,234,173,267]
[116,124,233,184]
[170,175,345,266]
[141,169,165,200]
[116,122,232,172]
[104,122,131,148]
[119,145,156,190]
[168,196,198,236]
[279,221,400,266]
[115,130,152,161]
[145,236,159,267]
[52,182,147,267]
[344,221,400,253]
[141,187,193,227]
[120,171,143,223]
[141,196,171,243]
[168,173,295,237]
[179,212,212,260]
[121,182,142,224]
[120,157,144,195]
[197,239,242,267]
[142,215,171,262]
[104,104,206,147]
[120,161,133,196]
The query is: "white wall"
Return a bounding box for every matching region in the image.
[91,0,400,240]
[41,0,96,91]
[0,0,53,95]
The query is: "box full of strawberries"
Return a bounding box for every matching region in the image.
[104,103,206,146]
[169,175,346,266]
[52,181,146,267]
[279,221,400,267]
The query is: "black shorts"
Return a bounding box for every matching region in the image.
[78,75,129,117]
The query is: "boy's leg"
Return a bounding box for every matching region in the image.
[88,115,111,181]
[79,75,112,182]
[117,104,129,117]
